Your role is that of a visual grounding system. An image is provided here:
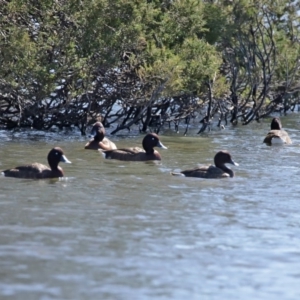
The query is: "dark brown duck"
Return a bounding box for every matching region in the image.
[101,133,167,161]
[171,150,238,178]
[85,122,117,150]
[2,147,71,179]
[263,117,292,145]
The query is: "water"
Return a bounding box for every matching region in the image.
[0,114,300,300]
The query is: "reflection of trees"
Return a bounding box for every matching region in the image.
[0,1,299,135]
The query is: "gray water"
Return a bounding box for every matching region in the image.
[0,114,300,300]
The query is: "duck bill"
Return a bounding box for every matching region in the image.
[157,141,168,149]
[230,159,239,166]
[60,155,72,164]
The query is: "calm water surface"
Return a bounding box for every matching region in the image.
[1,115,300,300]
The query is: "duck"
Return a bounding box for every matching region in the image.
[171,150,238,178]
[2,147,71,179]
[101,133,167,161]
[85,122,117,150]
[263,117,292,145]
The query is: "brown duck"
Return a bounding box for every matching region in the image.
[171,150,238,178]
[2,147,71,179]
[85,122,117,150]
[101,133,167,161]
[263,117,292,145]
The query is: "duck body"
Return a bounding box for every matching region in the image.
[103,147,162,161]
[101,133,167,161]
[2,147,71,179]
[263,129,291,145]
[263,117,292,145]
[178,165,232,178]
[85,137,117,150]
[3,163,64,179]
[85,122,117,150]
[171,150,238,179]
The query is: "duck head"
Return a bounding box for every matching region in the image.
[142,133,167,153]
[90,122,105,141]
[270,118,282,130]
[214,150,238,168]
[48,147,71,169]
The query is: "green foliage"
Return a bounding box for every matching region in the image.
[0,0,299,131]
[179,38,222,93]
[0,0,220,96]
[201,3,228,44]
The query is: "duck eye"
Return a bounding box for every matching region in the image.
[152,137,155,140]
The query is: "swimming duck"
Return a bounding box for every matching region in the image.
[101,133,167,161]
[85,122,117,150]
[171,150,238,178]
[263,117,292,145]
[2,147,71,179]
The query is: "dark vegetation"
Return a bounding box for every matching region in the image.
[0,0,299,135]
